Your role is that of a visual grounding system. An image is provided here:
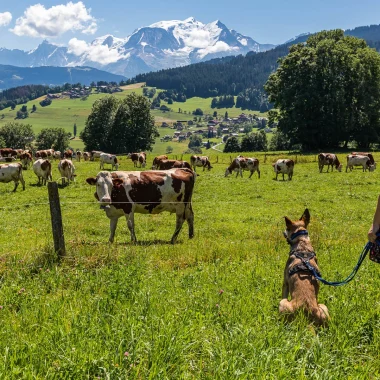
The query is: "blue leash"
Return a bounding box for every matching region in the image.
[300,242,373,287]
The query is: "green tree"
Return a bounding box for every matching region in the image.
[213,111,217,118]
[265,30,380,149]
[166,145,173,154]
[223,136,241,152]
[73,123,77,137]
[188,134,202,149]
[36,128,71,152]
[193,108,203,116]
[0,122,34,148]
[81,94,158,153]
[269,130,291,151]
[32,104,37,113]
[225,111,228,119]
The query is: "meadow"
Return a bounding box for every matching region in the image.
[0,151,379,378]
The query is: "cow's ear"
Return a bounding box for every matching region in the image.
[284,216,293,229]
[112,178,123,187]
[300,209,310,226]
[86,177,97,185]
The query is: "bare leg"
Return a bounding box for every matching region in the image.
[171,210,185,244]
[279,299,294,314]
[185,205,194,239]
[126,212,137,243]
[109,217,118,243]
[314,304,330,326]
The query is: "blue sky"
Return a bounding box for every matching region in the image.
[1,0,380,50]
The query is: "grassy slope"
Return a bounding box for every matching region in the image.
[0,84,267,153]
[0,152,379,377]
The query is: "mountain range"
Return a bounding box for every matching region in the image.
[0,17,275,79]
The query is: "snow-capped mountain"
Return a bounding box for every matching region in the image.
[0,17,275,78]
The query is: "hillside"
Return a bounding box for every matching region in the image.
[0,65,126,90]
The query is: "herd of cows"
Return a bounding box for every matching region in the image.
[0,147,377,243]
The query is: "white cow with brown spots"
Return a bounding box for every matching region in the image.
[273,159,295,180]
[58,159,76,185]
[0,163,25,192]
[190,155,212,172]
[100,153,119,171]
[33,159,52,185]
[346,155,375,172]
[86,169,195,244]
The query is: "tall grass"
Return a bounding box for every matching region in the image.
[0,152,379,378]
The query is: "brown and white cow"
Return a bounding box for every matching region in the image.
[346,154,375,172]
[20,152,33,170]
[64,149,73,159]
[225,156,260,178]
[100,153,119,171]
[90,150,104,161]
[86,169,195,244]
[0,163,25,192]
[157,159,192,171]
[0,148,17,157]
[0,157,16,162]
[151,155,168,169]
[318,153,342,173]
[190,155,212,172]
[58,159,76,185]
[128,152,146,168]
[35,149,54,159]
[76,150,82,162]
[53,151,62,160]
[14,149,25,158]
[33,159,52,185]
[351,152,376,168]
[83,152,91,161]
[273,159,295,180]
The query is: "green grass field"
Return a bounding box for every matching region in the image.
[0,152,379,377]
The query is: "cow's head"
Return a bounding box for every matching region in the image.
[86,172,123,209]
[225,167,232,177]
[337,164,343,172]
[369,164,376,172]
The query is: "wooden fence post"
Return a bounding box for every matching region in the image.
[48,182,66,258]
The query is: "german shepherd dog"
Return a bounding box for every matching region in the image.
[279,209,329,325]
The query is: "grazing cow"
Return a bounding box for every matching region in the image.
[318,153,343,173]
[76,150,82,162]
[0,148,17,157]
[86,169,195,244]
[346,154,375,172]
[64,149,73,159]
[0,157,16,162]
[53,151,62,160]
[83,152,91,161]
[33,159,52,185]
[351,152,376,168]
[14,149,25,158]
[0,163,25,192]
[190,155,212,171]
[90,150,103,161]
[35,150,51,159]
[58,159,76,185]
[128,152,146,168]
[273,159,295,180]
[100,153,119,171]
[151,155,168,169]
[225,156,260,178]
[20,152,33,169]
[157,159,192,171]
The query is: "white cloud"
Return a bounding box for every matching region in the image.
[183,30,210,48]
[68,38,121,65]
[197,41,238,59]
[0,12,12,27]
[11,2,97,38]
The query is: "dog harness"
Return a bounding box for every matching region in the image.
[288,251,321,277]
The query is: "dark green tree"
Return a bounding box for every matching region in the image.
[265,30,380,149]
[81,94,158,153]
[223,136,241,152]
[36,128,71,151]
[269,130,291,151]
[73,123,77,137]
[0,122,34,148]
[193,108,203,116]
[188,134,202,149]
[32,104,37,113]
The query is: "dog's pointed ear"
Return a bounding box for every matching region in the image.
[300,208,310,226]
[284,216,293,229]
